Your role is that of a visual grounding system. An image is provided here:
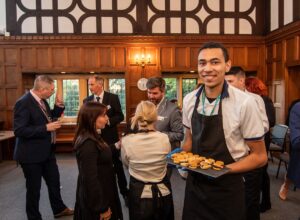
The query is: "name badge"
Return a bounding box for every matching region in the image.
[158,116,165,121]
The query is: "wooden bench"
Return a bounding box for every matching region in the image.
[0,131,15,162]
[55,124,75,152]
[56,134,74,144]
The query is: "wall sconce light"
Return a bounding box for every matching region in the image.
[131,54,155,68]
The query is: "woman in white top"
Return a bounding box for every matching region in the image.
[121,100,174,220]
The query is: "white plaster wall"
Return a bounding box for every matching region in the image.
[284,0,293,25]
[270,0,279,31]
[0,0,6,33]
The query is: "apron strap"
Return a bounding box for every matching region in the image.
[130,174,171,218]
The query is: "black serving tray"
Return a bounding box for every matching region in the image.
[167,158,230,178]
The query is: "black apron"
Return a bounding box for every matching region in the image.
[128,175,174,220]
[182,91,246,220]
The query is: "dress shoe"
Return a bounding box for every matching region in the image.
[279,184,288,200]
[54,207,74,218]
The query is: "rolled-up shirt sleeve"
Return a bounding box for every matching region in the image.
[240,96,265,141]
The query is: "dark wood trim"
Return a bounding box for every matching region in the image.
[256,0,267,35]
[278,0,284,28]
[53,0,58,34]
[0,35,265,46]
[265,20,300,43]
[5,0,265,36]
[136,0,148,34]
[219,0,225,35]
[294,0,300,21]
[5,0,16,35]
[286,60,300,67]
[36,0,42,34]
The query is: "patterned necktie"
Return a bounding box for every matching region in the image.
[96,97,101,103]
[40,100,56,144]
[40,100,47,112]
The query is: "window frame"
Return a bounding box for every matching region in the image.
[162,73,199,107]
[47,73,125,124]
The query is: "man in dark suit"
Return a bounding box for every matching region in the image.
[83,75,129,204]
[13,75,73,220]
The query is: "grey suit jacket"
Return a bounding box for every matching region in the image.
[155,97,184,149]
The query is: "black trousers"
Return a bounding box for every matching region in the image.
[111,145,128,197]
[260,163,271,208]
[244,168,262,220]
[21,155,66,220]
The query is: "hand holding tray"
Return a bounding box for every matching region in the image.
[167,158,230,178]
[167,149,230,178]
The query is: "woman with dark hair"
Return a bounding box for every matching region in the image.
[121,101,174,220]
[73,102,123,220]
[245,76,275,212]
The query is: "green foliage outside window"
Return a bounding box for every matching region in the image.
[182,78,197,98]
[164,78,177,100]
[63,80,79,117]
[109,79,126,117]
[47,80,57,109]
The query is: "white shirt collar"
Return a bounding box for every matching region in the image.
[156,96,165,110]
[30,89,42,103]
[94,91,104,102]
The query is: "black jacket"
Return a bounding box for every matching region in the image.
[83,91,124,145]
[13,92,64,163]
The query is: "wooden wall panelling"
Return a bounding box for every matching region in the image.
[114,47,126,68]
[266,63,273,82]
[52,47,67,69]
[247,47,260,67]
[190,47,199,70]
[275,42,282,60]
[0,110,4,126]
[4,48,17,64]
[126,46,160,120]
[296,35,300,60]
[99,47,112,68]
[0,35,269,129]
[144,47,159,78]
[21,48,36,69]
[286,37,296,62]
[275,61,283,79]
[160,47,173,69]
[227,47,233,62]
[0,88,4,106]
[0,66,4,85]
[83,47,98,69]
[175,47,188,68]
[0,48,4,85]
[6,88,18,128]
[232,47,246,66]
[286,66,300,113]
[22,74,35,92]
[0,48,3,65]
[67,47,82,69]
[37,48,51,69]
[5,66,18,84]
[266,45,273,61]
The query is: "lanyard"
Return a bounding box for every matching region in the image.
[201,89,221,116]
[39,101,52,122]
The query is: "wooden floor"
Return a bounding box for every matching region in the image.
[0,153,299,220]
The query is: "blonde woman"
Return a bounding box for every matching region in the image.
[121,101,174,220]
